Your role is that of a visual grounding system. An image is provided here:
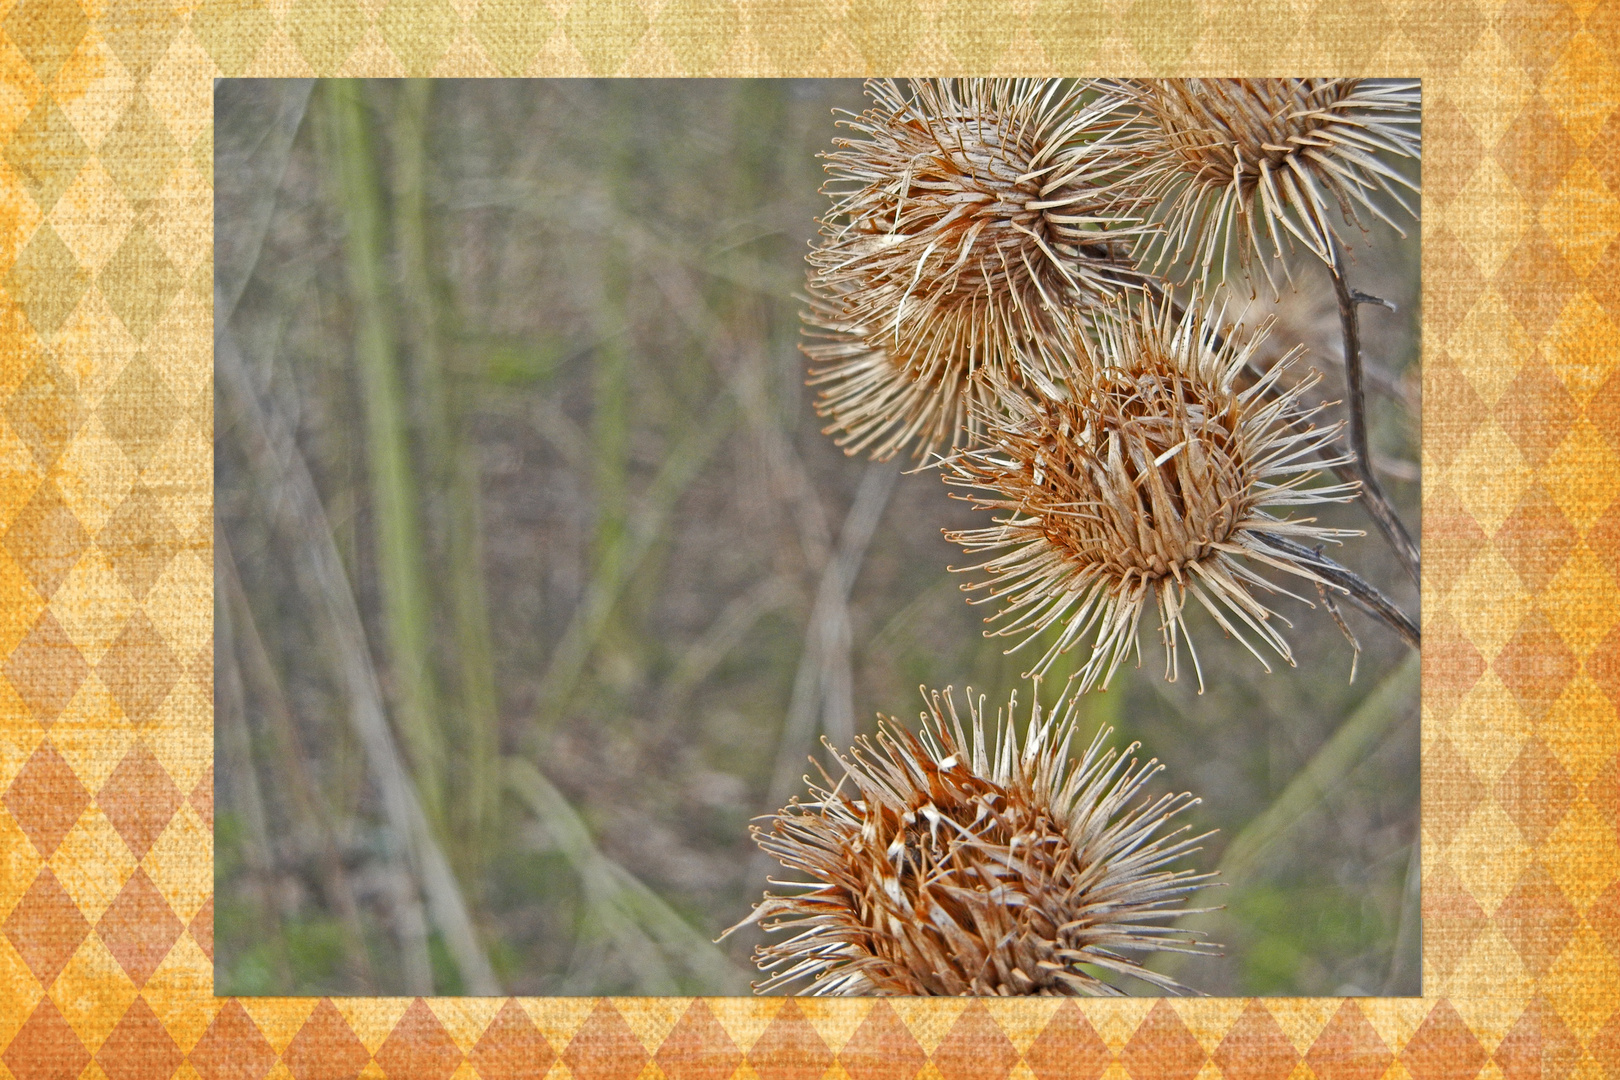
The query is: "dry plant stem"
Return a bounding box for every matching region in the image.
[389,78,503,878]
[213,568,295,987]
[1381,837,1422,994]
[527,397,736,737]
[1259,534,1420,649]
[218,318,503,994]
[219,527,379,989]
[764,461,900,816]
[1329,237,1421,590]
[504,760,751,993]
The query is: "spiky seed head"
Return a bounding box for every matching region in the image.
[1118,78,1420,293]
[725,682,1217,996]
[806,79,1151,460]
[940,294,1361,692]
[802,280,1010,462]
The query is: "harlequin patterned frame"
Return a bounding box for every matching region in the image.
[3,2,1619,1077]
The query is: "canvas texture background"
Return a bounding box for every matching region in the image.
[1,0,1619,1077]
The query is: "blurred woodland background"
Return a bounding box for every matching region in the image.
[214,79,1421,997]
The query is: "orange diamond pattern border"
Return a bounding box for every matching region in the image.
[4,0,1619,1076]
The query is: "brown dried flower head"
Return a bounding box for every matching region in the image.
[725,682,1216,995]
[942,295,1360,691]
[806,78,1151,461]
[1119,78,1420,292]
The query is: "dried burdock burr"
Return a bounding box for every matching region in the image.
[1117,78,1420,293]
[941,294,1361,691]
[725,681,1217,995]
[806,78,1151,461]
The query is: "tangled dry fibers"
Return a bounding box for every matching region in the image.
[726,682,1216,995]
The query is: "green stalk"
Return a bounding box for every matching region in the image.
[323,79,447,835]
[389,79,501,876]
[590,84,636,631]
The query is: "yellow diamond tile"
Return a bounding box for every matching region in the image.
[242,27,318,78]
[1541,158,1620,278]
[704,996,783,1055]
[1453,673,1533,782]
[238,997,319,1056]
[889,997,971,1054]
[49,805,135,923]
[333,998,415,1054]
[189,0,275,77]
[470,0,553,75]
[980,998,1062,1054]
[0,158,44,280]
[140,801,208,921]
[1429,923,1530,1034]
[1359,999,1440,1064]
[0,36,43,143]
[142,544,208,661]
[797,999,869,1055]
[53,287,137,409]
[425,998,504,1053]
[139,415,209,540]
[1543,32,1620,146]
[1445,160,1530,281]
[378,0,459,74]
[1447,289,1532,403]
[1083,998,1156,1052]
[427,24,500,77]
[52,34,132,153]
[563,0,649,74]
[0,935,43,1047]
[144,675,208,798]
[1448,421,1534,535]
[1545,291,1620,407]
[144,296,208,420]
[49,546,134,665]
[652,0,738,75]
[1543,794,1620,906]
[1542,419,1620,528]
[146,164,209,278]
[0,796,44,917]
[335,26,407,77]
[0,414,44,533]
[615,997,688,1054]
[53,419,134,537]
[50,931,137,1053]
[1438,28,1534,149]
[141,933,215,1053]
[49,675,133,794]
[1543,677,1618,781]
[1179,999,1252,1052]
[1265,1000,1340,1055]
[47,158,133,275]
[1447,799,1532,910]
[143,29,217,149]
[1539,542,1620,651]
[1540,924,1620,1038]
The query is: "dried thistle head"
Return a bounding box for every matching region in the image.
[802,280,1008,462]
[806,79,1151,460]
[726,682,1216,995]
[941,295,1361,691]
[1119,79,1420,293]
